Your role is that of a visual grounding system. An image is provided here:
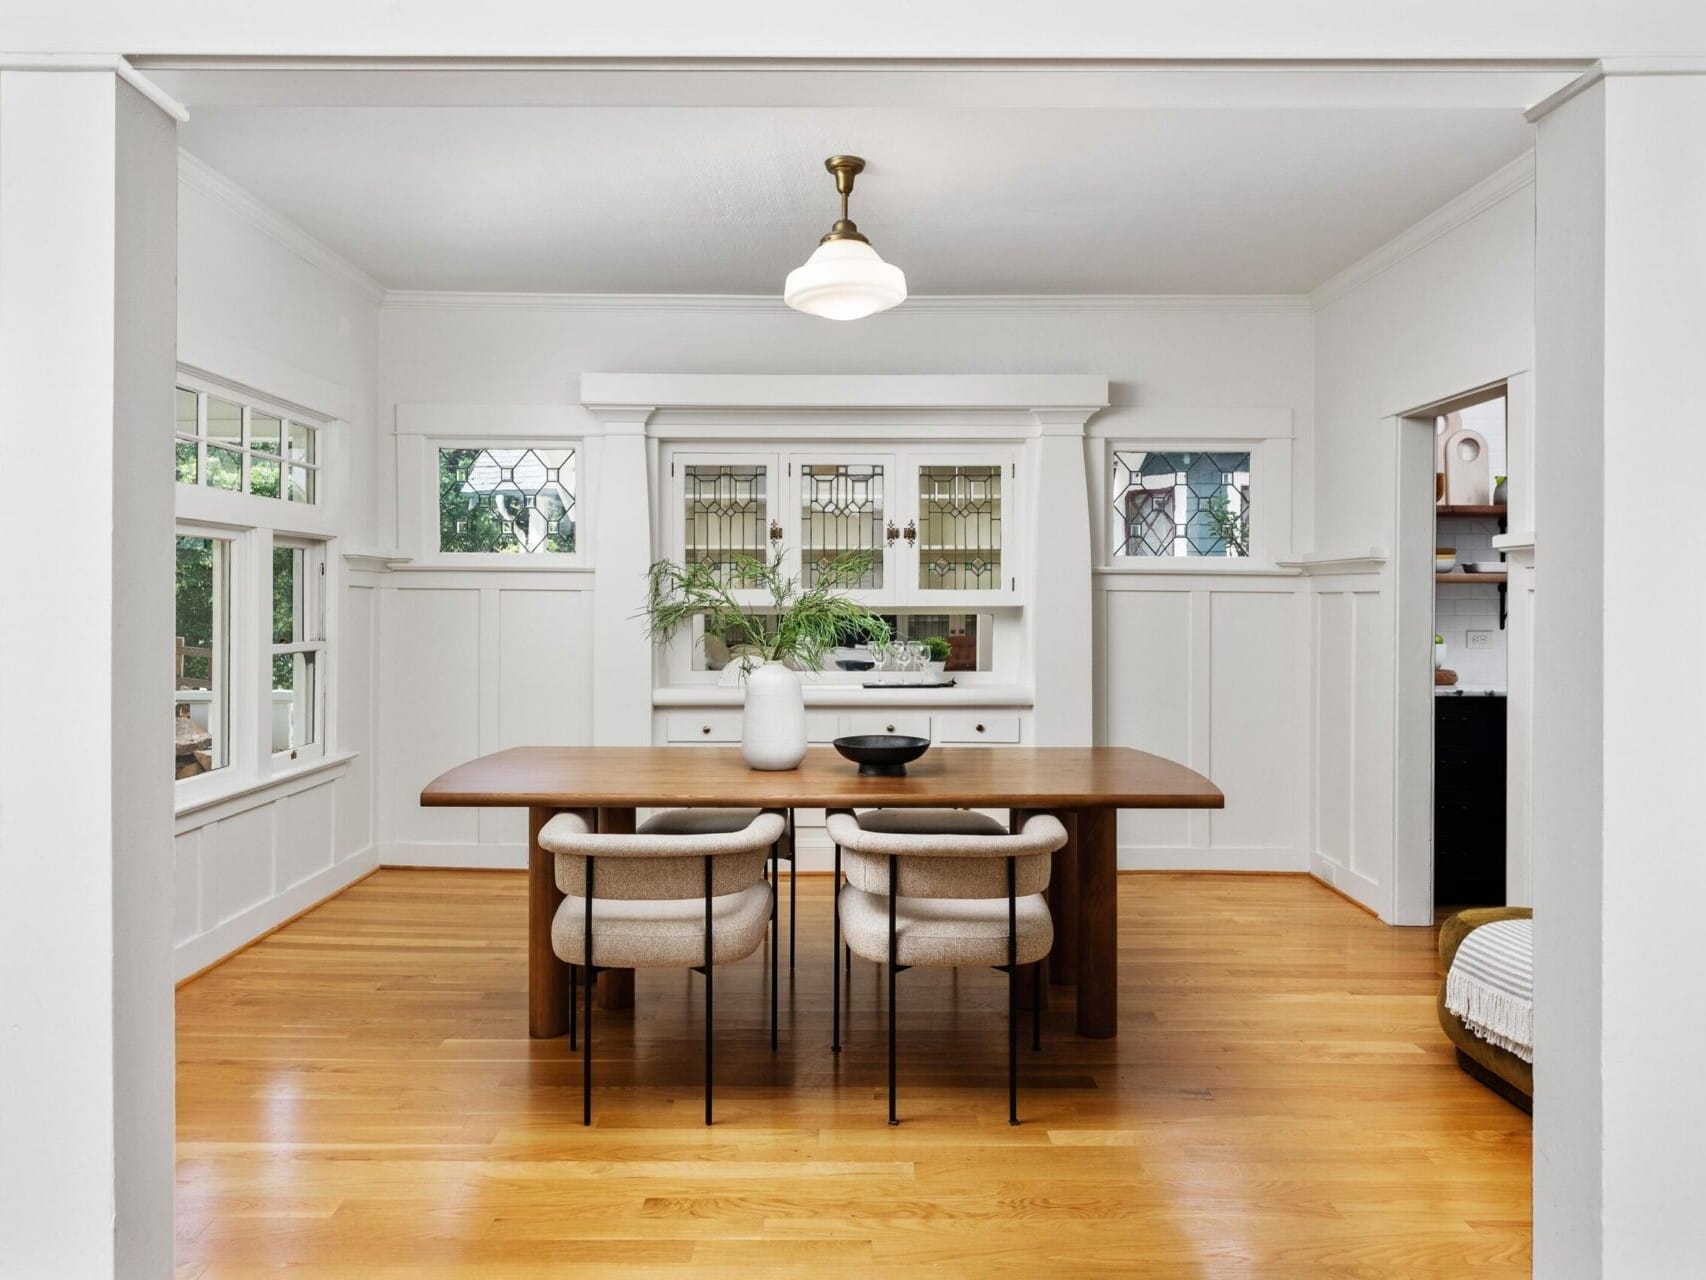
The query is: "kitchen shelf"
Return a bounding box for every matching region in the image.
[1438,572,1508,583]
[1436,503,1507,517]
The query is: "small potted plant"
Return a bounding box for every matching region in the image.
[922,635,951,678]
[642,550,891,770]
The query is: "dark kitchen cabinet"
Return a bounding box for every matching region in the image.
[1434,694,1506,907]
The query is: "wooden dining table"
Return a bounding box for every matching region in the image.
[420,745,1222,1040]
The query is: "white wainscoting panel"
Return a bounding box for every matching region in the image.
[173,577,382,980]
[1099,574,1307,871]
[378,575,595,867]
[1309,579,1389,913]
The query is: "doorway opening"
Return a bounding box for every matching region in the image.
[1391,377,1526,925]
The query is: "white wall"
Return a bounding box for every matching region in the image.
[376,298,1316,870]
[172,155,384,978]
[1307,157,1536,917]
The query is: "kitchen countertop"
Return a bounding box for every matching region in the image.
[654,683,1035,708]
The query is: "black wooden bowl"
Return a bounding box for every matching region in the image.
[835,658,877,671]
[832,734,931,777]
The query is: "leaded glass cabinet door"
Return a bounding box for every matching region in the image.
[789,454,896,604]
[673,452,781,601]
[903,452,1020,603]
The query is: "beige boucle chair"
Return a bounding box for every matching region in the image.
[826,808,1068,1125]
[541,807,786,1126]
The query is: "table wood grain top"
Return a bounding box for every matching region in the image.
[420,745,1224,811]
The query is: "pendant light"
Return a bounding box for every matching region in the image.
[783,155,907,321]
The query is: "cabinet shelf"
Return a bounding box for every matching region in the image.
[1438,572,1507,583]
[1436,504,1507,517]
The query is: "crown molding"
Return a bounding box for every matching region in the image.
[1309,150,1535,312]
[1525,57,1706,122]
[177,148,388,303]
[0,54,188,121]
[381,290,1310,314]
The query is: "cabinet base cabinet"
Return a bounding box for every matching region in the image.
[1433,695,1506,908]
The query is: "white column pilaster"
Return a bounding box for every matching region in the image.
[585,408,656,744]
[1027,409,1100,746]
[0,64,179,1277]
[1531,62,1706,1278]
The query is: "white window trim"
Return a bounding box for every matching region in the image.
[270,538,328,767]
[173,522,245,809]
[1095,437,1293,572]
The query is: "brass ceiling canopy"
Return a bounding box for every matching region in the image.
[820,154,869,244]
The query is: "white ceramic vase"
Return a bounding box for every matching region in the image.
[742,661,807,770]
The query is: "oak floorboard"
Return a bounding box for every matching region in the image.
[176,869,1530,1278]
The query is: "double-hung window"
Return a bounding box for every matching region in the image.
[271,542,327,761]
[174,372,338,801]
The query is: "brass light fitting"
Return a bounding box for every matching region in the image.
[820,155,870,244]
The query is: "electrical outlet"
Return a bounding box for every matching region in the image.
[1465,630,1493,650]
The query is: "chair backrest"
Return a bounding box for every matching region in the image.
[828,810,1067,900]
[541,809,784,901]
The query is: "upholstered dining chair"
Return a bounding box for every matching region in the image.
[541,807,786,1126]
[826,808,1068,1126]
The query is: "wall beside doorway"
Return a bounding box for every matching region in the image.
[1307,153,1535,920]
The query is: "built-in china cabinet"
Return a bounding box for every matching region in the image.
[575,374,1107,862]
[668,448,1022,605]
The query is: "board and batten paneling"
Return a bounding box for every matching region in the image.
[1309,579,1389,913]
[377,574,594,868]
[1098,575,1307,870]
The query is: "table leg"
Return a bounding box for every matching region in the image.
[594,807,637,1011]
[1075,806,1117,1039]
[1048,811,1079,987]
[528,805,573,1039]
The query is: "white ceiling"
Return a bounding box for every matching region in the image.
[166,66,1567,295]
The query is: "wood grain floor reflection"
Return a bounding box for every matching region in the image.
[175,869,1530,1278]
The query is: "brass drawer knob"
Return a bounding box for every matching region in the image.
[701,725,712,735]
[975,723,985,733]
[885,723,896,732]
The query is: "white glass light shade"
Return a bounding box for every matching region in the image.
[783,238,907,320]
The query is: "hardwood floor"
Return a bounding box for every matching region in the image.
[175,870,1530,1278]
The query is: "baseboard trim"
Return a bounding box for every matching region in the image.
[174,847,379,985]
[1308,851,1385,918]
[379,841,527,870]
[1118,845,1308,873]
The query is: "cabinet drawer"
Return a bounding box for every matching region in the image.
[666,710,743,743]
[805,711,840,744]
[838,712,932,740]
[934,712,1020,744]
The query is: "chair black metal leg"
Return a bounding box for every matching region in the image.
[1008,855,1018,1127]
[569,962,578,1050]
[769,841,778,962]
[788,810,797,973]
[704,854,714,1126]
[831,842,842,1053]
[888,853,898,1127]
[583,855,595,1128]
[770,860,779,1053]
[1032,959,1042,1052]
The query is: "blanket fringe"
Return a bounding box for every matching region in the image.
[1446,968,1533,1063]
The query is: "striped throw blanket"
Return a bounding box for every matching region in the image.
[1445,918,1533,1063]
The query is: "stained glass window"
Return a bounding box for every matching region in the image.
[1111,450,1252,558]
[438,447,577,554]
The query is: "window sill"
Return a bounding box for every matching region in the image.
[1096,560,1301,577]
[384,560,595,574]
[175,749,358,828]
